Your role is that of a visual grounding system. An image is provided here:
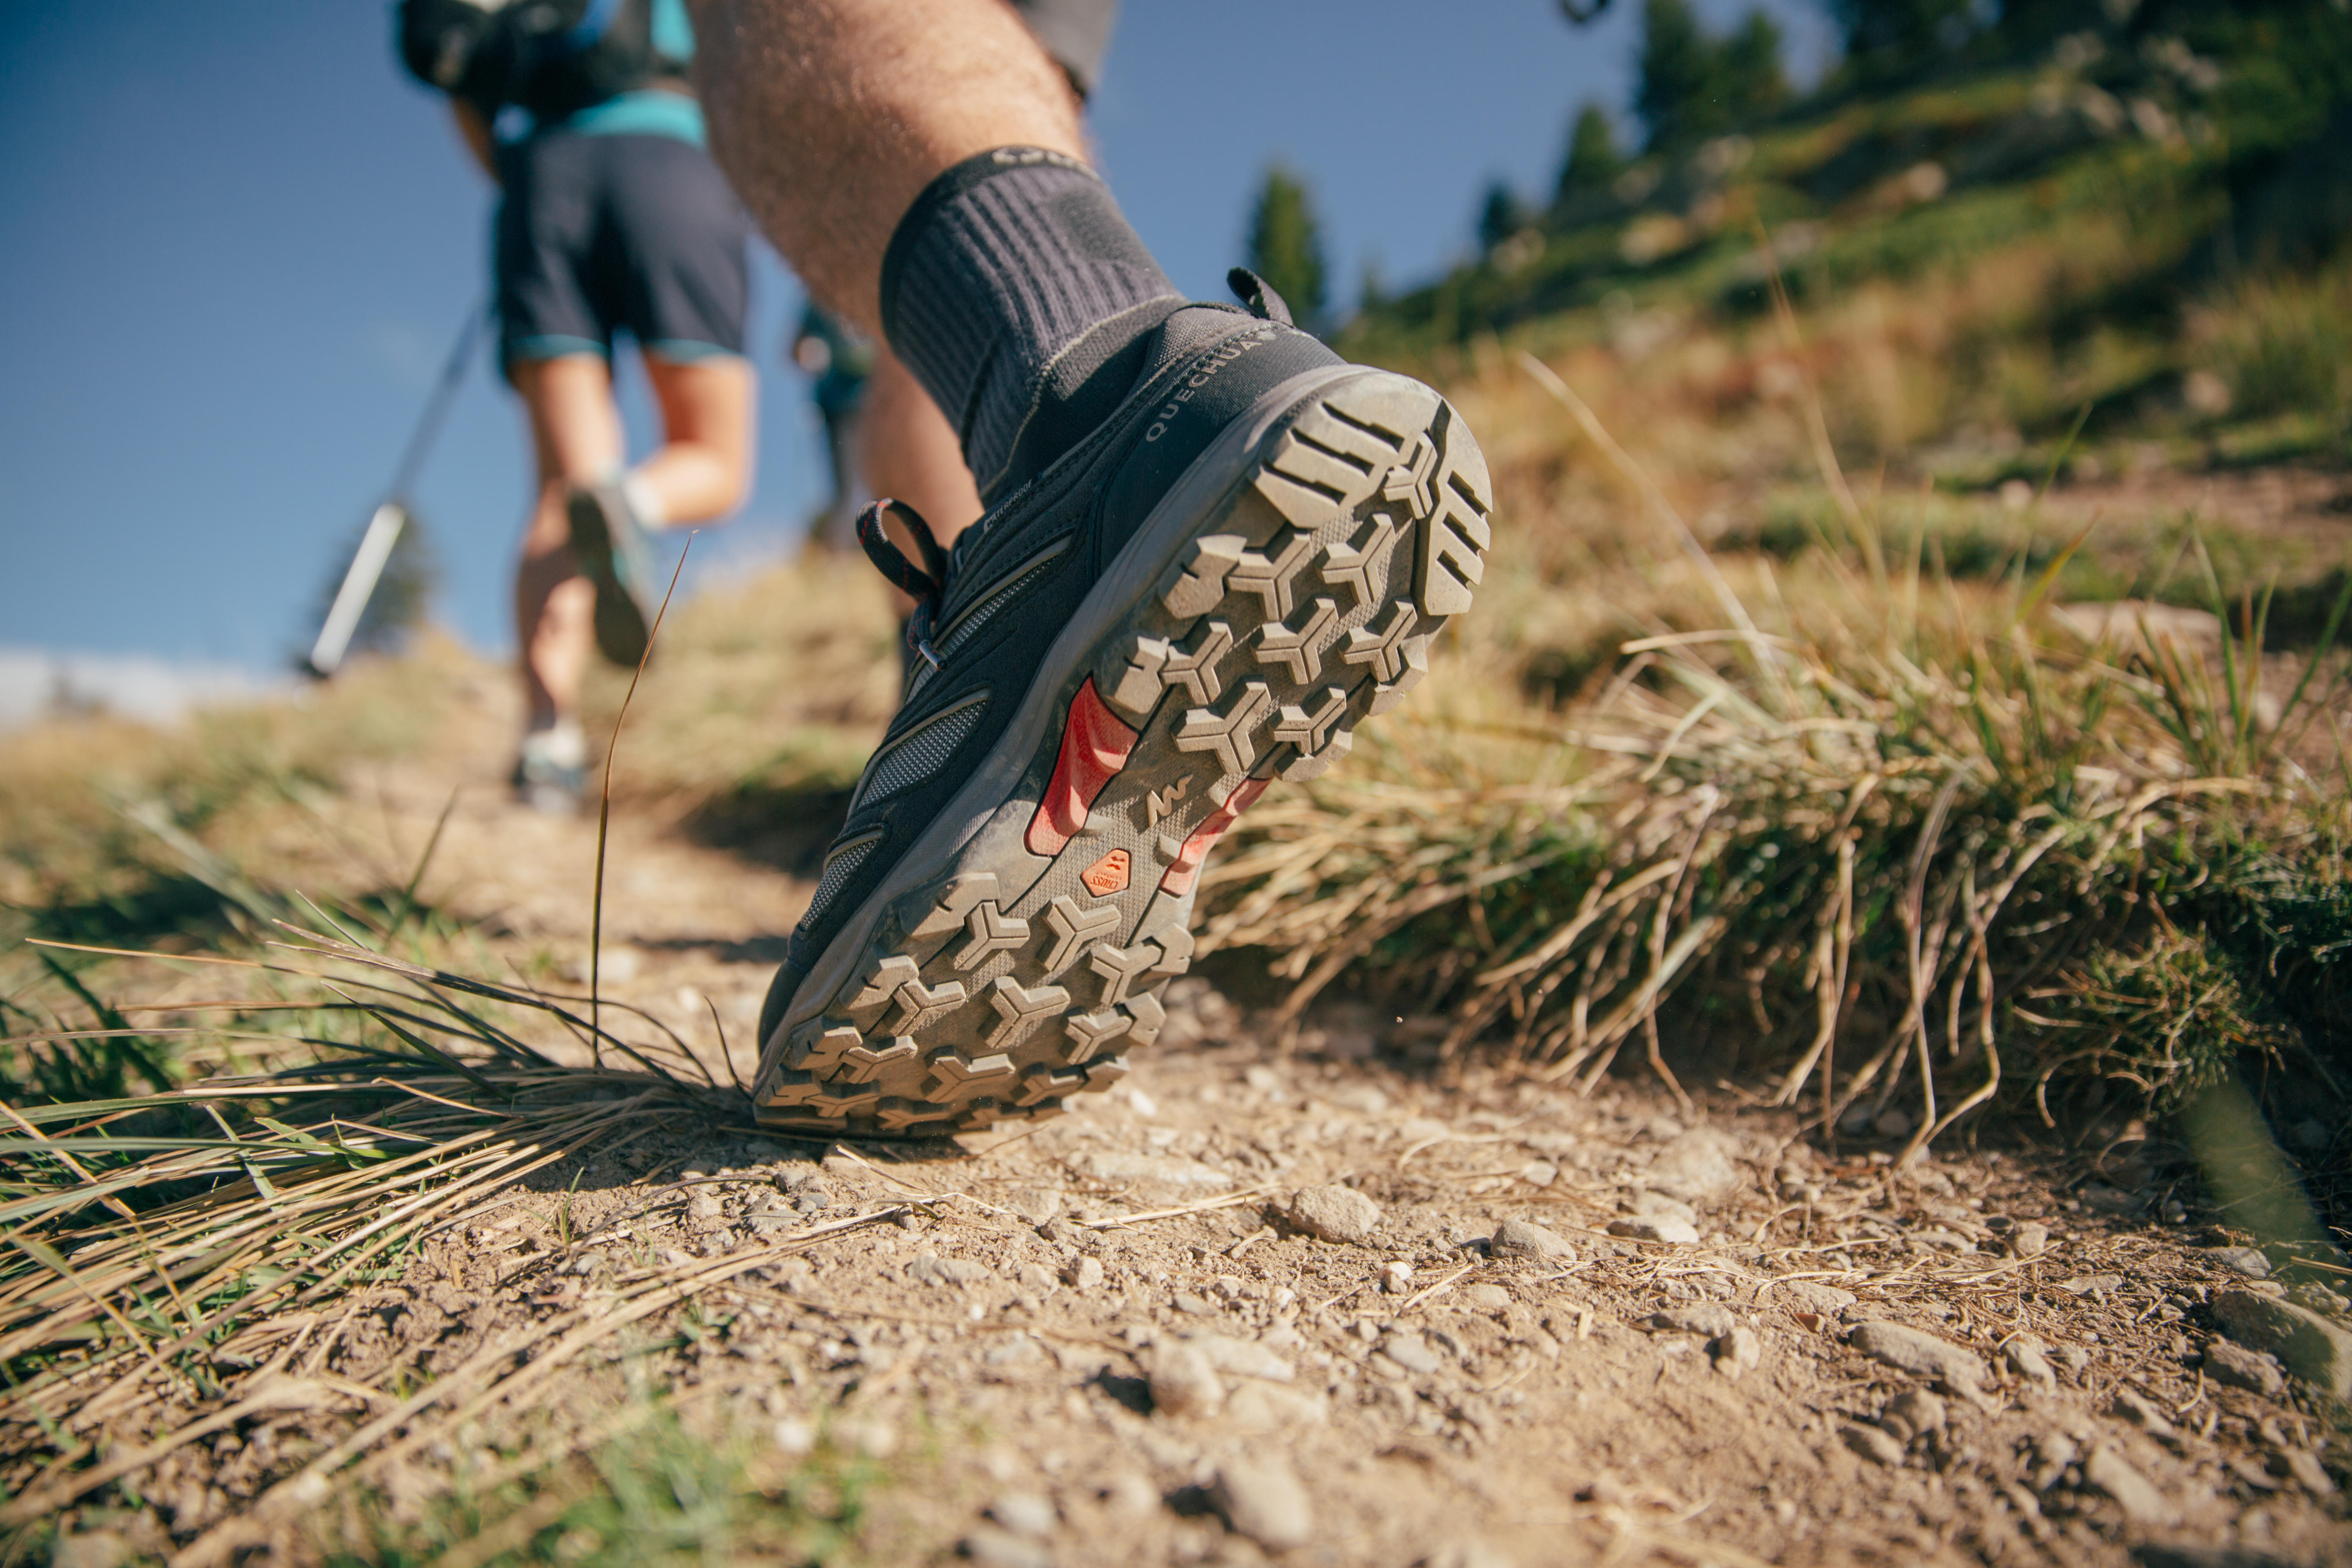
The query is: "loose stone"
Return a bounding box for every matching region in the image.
[1880,1388,1947,1442]
[1711,1325,1762,1380]
[2202,1339,2285,1397]
[1842,1423,1906,1467]
[1211,1457,1315,1552]
[1490,1218,1576,1263]
[1644,1304,1737,1339]
[988,1492,1059,1538]
[1289,1184,1383,1246]
[2211,1290,2352,1397]
[1847,1321,1988,1397]
[2004,1338,2057,1390]
[1145,1340,1225,1418]
[2082,1446,2179,1528]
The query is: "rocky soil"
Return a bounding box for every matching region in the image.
[30,635,2352,1568]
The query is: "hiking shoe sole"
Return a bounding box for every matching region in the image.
[566,486,654,667]
[754,367,1491,1133]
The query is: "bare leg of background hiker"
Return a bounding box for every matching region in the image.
[509,352,753,806]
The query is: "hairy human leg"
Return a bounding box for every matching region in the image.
[510,355,623,729]
[690,0,1085,334]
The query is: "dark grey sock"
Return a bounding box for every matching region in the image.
[880,148,1183,501]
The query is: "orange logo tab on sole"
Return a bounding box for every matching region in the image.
[1079,848,1132,898]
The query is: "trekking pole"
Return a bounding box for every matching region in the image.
[307,302,489,677]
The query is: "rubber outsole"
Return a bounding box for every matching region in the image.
[566,488,653,668]
[753,368,1492,1134]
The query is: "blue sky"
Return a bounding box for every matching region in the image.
[0,0,1831,673]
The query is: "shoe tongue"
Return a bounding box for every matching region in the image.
[984,300,1244,503]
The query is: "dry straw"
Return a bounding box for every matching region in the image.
[1204,353,2350,1161]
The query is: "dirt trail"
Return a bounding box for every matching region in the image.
[40,658,2352,1568]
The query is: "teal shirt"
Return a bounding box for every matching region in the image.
[558,87,705,147]
[507,0,705,147]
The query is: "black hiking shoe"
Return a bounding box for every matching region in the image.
[752,282,1493,1133]
[566,483,656,667]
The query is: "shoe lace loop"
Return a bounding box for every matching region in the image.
[857,498,952,668]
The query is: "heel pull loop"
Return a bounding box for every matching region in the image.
[1226,267,1294,327]
[855,498,951,602]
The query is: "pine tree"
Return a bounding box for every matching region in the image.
[1635,0,1716,154]
[1477,181,1530,252]
[1637,0,1790,154]
[1556,102,1625,199]
[1717,10,1790,126]
[1245,165,1329,334]
[1828,0,1977,74]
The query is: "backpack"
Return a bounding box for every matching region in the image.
[396,0,683,122]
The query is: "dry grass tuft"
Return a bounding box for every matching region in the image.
[1205,353,2352,1163]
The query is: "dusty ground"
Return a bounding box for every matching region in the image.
[31,653,2352,1568]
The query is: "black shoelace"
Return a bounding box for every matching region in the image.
[856,498,951,672]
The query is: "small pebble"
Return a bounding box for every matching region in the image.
[1145,1340,1225,1417]
[961,1526,1052,1568]
[1607,1216,1700,1246]
[1383,1260,1416,1294]
[1210,1457,1315,1552]
[1490,1217,1576,1263]
[988,1492,1059,1538]
[1711,1325,1762,1380]
[1847,1321,1987,1397]
[1644,1304,1737,1338]
[1290,1184,1383,1246]
[2031,1431,2078,1491]
[1068,1256,1105,1292]
[2083,1446,2179,1528]
[2008,1222,2049,1259]
[2276,1446,2337,1496]
[1379,1332,1447,1376]
[2004,1338,2056,1390]
[1842,1423,1906,1467]
[1003,1187,1062,1226]
[2202,1339,2285,1397]
[1773,1281,1856,1317]
[1880,1388,1947,1442]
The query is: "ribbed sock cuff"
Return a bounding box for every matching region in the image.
[880,147,1181,497]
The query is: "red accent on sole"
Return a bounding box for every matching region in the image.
[1158,777,1270,895]
[1025,678,1140,857]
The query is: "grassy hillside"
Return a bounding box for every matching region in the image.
[1212,1,2352,1216]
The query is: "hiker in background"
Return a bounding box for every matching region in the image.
[781,0,1118,686]
[398,0,757,813]
[790,303,874,554]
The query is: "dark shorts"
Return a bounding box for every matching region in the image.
[1011,0,1119,100]
[493,131,751,370]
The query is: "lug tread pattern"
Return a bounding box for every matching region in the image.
[755,373,1490,1131]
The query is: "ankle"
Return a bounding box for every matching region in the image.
[985,297,1187,502]
[878,147,1181,500]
